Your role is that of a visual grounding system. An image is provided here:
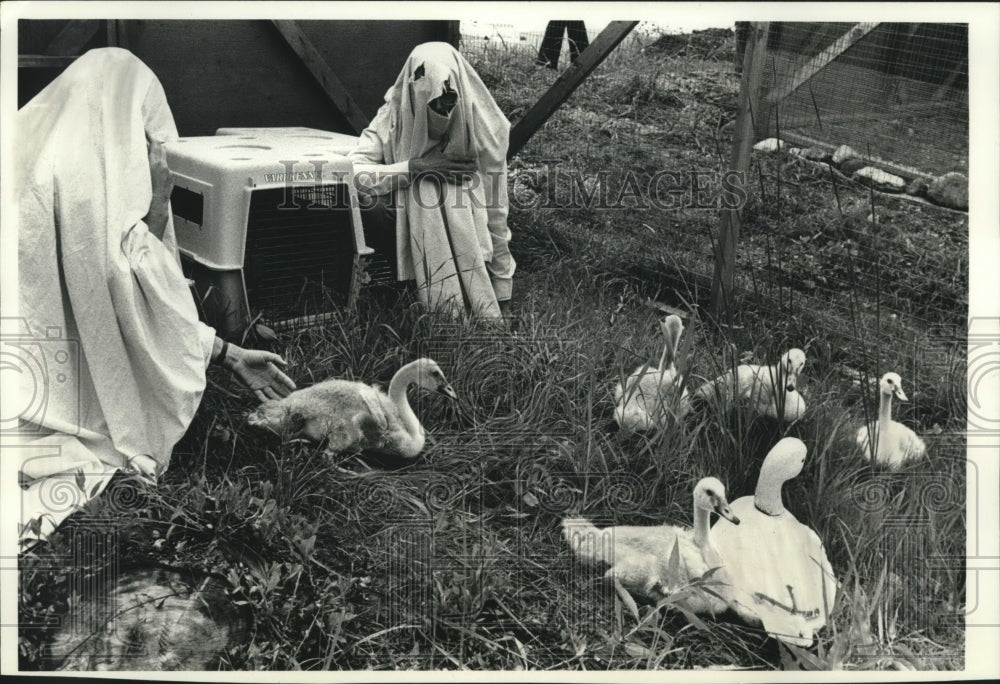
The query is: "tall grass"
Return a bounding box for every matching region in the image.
[20,245,966,670]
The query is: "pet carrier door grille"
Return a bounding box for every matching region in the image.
[165,129,378,339]
[243,184,357,326]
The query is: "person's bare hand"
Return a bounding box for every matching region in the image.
[223,346,297,402]
[144,132,174,237]
[146,132,174,204]
[410,148,476,183]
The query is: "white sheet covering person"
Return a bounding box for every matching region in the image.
[14,48,295,549]
[348,42,515,320]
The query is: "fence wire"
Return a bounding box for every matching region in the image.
[757,22,968,176]
[737,23,968,435]
[459,20,968,442]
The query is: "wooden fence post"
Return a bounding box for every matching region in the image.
[710,22,770,324]
[270,20,371,135]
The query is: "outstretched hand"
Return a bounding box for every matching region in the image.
[410,148,476,183]
[224,346,297,402]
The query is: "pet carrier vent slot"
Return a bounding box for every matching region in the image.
[170,186,204,226]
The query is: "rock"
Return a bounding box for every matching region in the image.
[48,569,247,671]
[927,172,968,210]
[802,146,831,163]
[635,122,664,136]
[754,137,785,153]
[832,145,862,165]
[852,167,906,193]
[841,197,881,222]
[839,158,868,176]
[907,177,931,197]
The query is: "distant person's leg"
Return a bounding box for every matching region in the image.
[537,21,567,69]
[565,21,589,64]
[360,193,399,282]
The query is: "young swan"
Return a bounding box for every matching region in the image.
[563,477,740,614]
[614,315,689,432]
[856,372,927,469]
[247,358,456,458]
[691,348,807,421]
[709,437,838,647]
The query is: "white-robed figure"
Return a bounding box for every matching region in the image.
[12,48,296,549]
[348,42,516,320]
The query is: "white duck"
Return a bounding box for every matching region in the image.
[563,477,740,614]
[856,372,927,469]
[709,437,838,646]
[247,358,456,458]
[614,315,689,431]
[691,348,807,421]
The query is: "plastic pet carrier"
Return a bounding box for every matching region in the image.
[166,128,383,339]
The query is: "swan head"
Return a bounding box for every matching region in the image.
[409,358,458,399]
[780,348,807,392]
[659,315,684,346]
[879,372,908,402]
[694,477,740,524]
[761,437,808,482]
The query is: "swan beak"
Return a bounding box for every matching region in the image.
[437,383,458,400]
[714,500,740,525]
[894,387,908,402]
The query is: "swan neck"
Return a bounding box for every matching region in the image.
[658,344,669,371]
[878,391,893,425]
[388,365,422,439]
[754,471,786,516]
[692,505,711,546]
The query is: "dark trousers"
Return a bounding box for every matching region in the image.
[536,21,589,69]
[359,194,399,283]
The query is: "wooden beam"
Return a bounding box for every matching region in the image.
[43,19,101,55]
[779,99,958,130]
[19,55,79,68]
[105,19,118,47]
[106,20,130,49]
[116,20,130,50]
[445,20,462,49]
[711,22,770,322]
[270,20,370,134]
[765,22,879,104]
[508,21,638,159]
[932,55,966,101]
[734,22,749,73]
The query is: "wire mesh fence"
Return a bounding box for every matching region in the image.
[733,22,968,442]
[756,22,968,177]
[458,20,968,441]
